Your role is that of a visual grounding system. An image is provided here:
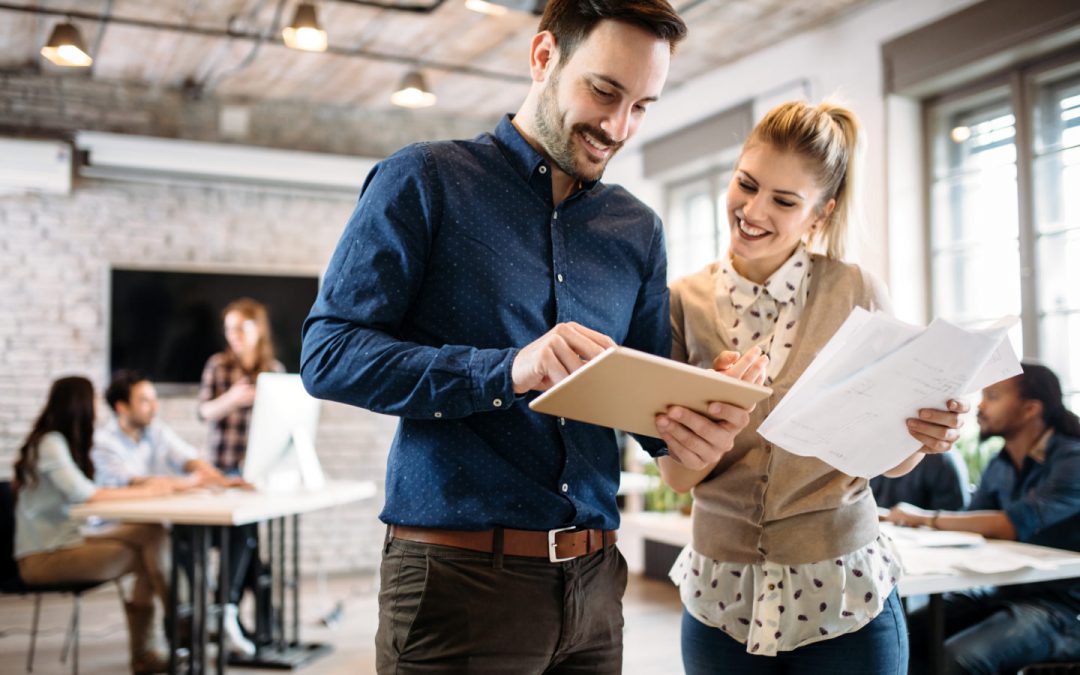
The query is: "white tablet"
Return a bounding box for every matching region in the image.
[528,346,772,438]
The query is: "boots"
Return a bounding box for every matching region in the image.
[124,601,169,675]
[221,603,256,658]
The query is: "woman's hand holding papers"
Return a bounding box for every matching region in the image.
[655,349,769,492]
[907,400,968,453]
[883,399,970,477]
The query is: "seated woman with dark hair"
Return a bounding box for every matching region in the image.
[13,376,175,675]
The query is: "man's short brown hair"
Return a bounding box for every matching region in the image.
[539,0,688,65]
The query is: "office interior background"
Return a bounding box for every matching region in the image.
[0,0,1078,671]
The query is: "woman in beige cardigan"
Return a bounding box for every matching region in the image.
[653,100,966,674]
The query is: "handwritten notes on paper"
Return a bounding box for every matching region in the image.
[758,309,1021,478]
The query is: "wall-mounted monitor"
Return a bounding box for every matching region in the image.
[109,267,319,385]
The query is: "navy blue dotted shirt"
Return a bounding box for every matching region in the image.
[301,115,670,531]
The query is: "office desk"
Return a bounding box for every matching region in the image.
[620,514,1080,673]
[71,480,376,675]
[886,523,1080,675]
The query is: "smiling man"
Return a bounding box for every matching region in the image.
[300,2,740,673]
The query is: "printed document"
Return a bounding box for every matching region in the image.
[758,308,1021,478]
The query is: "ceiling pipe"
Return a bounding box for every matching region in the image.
[0,1,528,84]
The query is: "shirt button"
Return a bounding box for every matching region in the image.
[493,398,503,408]
[553,212,558,220]
[559,417,566,426]
[561,483,569,493]
[539,165,547,174]
[768,583,776,591]
[760,475,769,483]
[557,273,564,283]
[433,411,443,418]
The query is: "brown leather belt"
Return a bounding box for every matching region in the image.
[390,525,617,563]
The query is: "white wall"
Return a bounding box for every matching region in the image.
[606,0,982,298]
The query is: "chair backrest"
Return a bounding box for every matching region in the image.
[0,480,23,592]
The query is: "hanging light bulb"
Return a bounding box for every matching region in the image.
[391,70,437,109]
[40,21,93,67]
[464,0,509,16]
[283,2,328,52]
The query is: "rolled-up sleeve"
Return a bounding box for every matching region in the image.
[301,146,517,420]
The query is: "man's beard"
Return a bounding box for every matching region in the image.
[533,70,622,183]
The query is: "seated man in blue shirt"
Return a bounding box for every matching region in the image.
[94,370,258,657]
[870,450,969,511]
[886,362,1080,674]
[300,2,771,672]
[94,369,227,489]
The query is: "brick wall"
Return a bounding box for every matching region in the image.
[0,73,499,158]
[0,73,501,572]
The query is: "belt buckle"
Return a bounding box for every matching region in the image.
[547,525,577,563]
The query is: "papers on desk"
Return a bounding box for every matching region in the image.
[883,523,1065,577]
[759,309,1021,478]
[886,525,985,549]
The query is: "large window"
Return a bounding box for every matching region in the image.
[664,167,732,282]
[926,54,1080,410]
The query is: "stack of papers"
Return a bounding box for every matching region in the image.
[759,309,1021,478]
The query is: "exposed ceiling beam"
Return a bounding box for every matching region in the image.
[0,1,530,84]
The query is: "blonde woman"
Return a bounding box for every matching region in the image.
[653,101,966,673]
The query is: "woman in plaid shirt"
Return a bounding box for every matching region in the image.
[196,297,283,657]
[198,297,284,473]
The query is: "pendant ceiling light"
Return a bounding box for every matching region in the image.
[390,70,437,109]
[283,2,328,52]
[40,21,93,67]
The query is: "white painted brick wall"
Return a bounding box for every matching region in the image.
[0,178,400,573]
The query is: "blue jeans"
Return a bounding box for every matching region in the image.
[682,588,908,674]
[906,587,1080,675]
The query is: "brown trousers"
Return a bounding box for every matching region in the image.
[375,536,627,674]
[18,523,170,608]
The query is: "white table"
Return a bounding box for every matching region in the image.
[884,523,1080,674]
[71,480,376,675]
[619,513,1080,673]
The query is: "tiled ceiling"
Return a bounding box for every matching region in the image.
[0,0,878,117]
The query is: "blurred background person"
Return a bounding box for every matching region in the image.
[870,451,969,512]
[13,376,174,674]
[196,297,284,657]
[95,369,231,489]
[888,363,1080,674]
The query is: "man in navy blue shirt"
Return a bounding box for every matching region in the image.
[301,1,759,672]
[888,363,1080,674]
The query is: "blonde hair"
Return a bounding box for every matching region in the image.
[741,99,864,259]
[222,297,277,374]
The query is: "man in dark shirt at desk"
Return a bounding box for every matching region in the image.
[887,363,1080,674]
[300,2,757,672]
[870,451,969,512]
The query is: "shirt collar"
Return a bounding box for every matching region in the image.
[105,415,145,446]
[1028,428,1054,464]
[719,244,811,313]
[492,114,601,196]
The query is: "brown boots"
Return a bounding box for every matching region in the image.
[124,601,169,674]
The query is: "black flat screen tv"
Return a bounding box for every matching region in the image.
[109,268,319,385]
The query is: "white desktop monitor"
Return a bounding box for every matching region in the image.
[242,372,324,491]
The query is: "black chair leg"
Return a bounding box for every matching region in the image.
[27,594,42,673]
